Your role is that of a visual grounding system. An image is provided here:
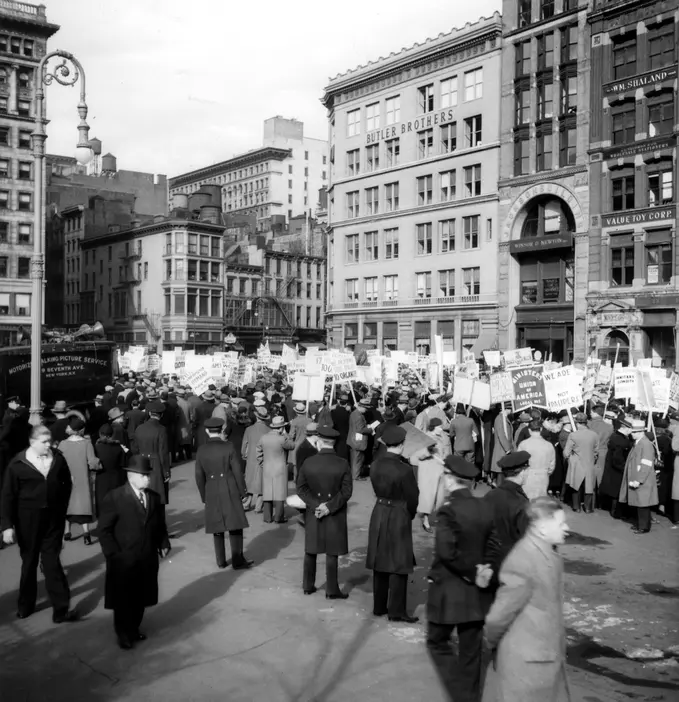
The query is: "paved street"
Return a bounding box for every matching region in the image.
[1,461,677,702]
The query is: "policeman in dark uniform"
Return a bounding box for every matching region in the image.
[426,455,500,702]
[365,424,419,622]
[194,417,253,570]
[296,425,352,598]
[483,450,530,567]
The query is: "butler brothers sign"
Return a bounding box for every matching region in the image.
[366,109,455,144]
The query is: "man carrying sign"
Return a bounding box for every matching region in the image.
[564,413,598,514]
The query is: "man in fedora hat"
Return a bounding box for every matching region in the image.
[195,417,253,570]
[257,415,295,523]
[98,455,171,649]
[564,412,599,513]
[288,402,310,480]
[133,401,171,507]
[330,393,351,461]
[296,425,352,598]
[193,391,217,452]
[242,408,270,513]
[347,398,373,481]
[49,401,71,445]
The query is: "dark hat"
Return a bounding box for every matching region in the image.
[68,416,86,432]
[6,396,20,405]
[443,455,479,479]
[381,424,407,447]
[125,455,152,475]
[306,422,318,436]
[358,398,371,408]
[518,411,531,422]
[317,424,339,438]
[497,450,531,472]
[205,417,224,430]
[428,418,442,431]
[147,401,165,414]
[99,423,113,437]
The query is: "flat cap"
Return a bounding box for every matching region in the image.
[317,424,339,438]
[305,422,318,436]
[497,450,531,471]
[205,417,224,429]
[428,418,443,431]
[443,455,479,479]
[146,401,165,414]
[381,424,407,446]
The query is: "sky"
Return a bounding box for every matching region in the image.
[41,0,501,178]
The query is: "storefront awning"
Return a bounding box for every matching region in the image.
[470,330,498,357]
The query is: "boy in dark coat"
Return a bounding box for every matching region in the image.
[98,455,171,649]
[365,424,419,622]
[194,417,252,570]
[296,425,352,598]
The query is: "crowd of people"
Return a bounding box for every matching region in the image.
[0,367,677,700]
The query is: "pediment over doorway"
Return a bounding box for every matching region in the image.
[590,300,635,314]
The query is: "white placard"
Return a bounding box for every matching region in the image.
[543,366,582,412]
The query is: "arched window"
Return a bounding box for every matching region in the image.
[521,196,576,238]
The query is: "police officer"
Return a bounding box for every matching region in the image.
[365,424,419,622]
[296,425,352,598]
[194,417,253,570]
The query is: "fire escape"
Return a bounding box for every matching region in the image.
[119,248,161,342]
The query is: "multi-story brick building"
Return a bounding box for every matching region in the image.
[497,0,590,363]
[323,13,503,356]
[586,0,678,367]
[168,116,327,229]
[0,1,58,345]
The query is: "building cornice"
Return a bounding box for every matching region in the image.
[81,219,225,248]
[498,164,588,190]
[587,0,669,25]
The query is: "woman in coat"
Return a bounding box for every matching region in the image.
[256,417,295,523]
[94,423,127,515]
[59,416,101,544]
[482,496,571,702]
[599,419,633,518]
[410,423,447,533]
[241,411,270,513]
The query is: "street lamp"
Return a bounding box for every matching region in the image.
[30,52,92,425]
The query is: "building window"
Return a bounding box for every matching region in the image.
[366,102,380,131]
[0,222,7,242]
[346,191,359,218]
[385,137,400,167]
[366,144,379,171]
[516,41,531,77]
[440,170,456,201]
[416,223,433,255]
[18,71,30,89]
[0,190,8,208]
[462,267,480,296]
[347,148,360,175]
[560,74,577,115]
[418,84,434,113]
[15,293,30,316]
[365,186,379,215]
[144,261,148,280]
[18,223,31,244]
[611,101,635,145]
[385,96,400,125]
[463,216,480,250]
[538,33,554,71]
[438,269,455,298]
[540,0,554,20]
[648,21,674,70]
[611,243,634,286]
[464,68,483,101]
[418,128,434,159]
[0,98,7,114]
[440,77,458,108]
[518,0,532,27]
[347,109,360,137]
[612,35,636,80]
[417,175,433,205]
[18,257,30,278]
[440,219,455,253]
[464,115,482,147]
[611,172,635,211]
[440,123,457,153]
[514,136,530,176]
[23,39,34,57]
[463,165,481,197]
[536,130,553,171]
[416,272,432,298]
[17,192,32,211]
[17,100,30,117]
[559,125,576,166]
[365,231,379,261]
[364,277,378,302]
[648,166,673,206]
[0,257,7,278]
[0,159,8,178]
[385,182,399,211]
[537,81,554,120]
[345,234,359,263]
[646,240,672,285]
[648,94,674,138]
[384,228,399,259]
[0,128,9,145]
[515,85,530,125]
[345,278,359,301]
[384,275,398,301]
[561,25,578,63]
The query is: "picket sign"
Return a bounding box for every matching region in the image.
[489,371,515,404]
[614,368,637,401]
[502,348,534,369]
[183,367,211,396]
[292,373,325,402]
[669,372,679,410]
[543,365,582,412]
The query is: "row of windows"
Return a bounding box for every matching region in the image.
[610,93,674,146]
[608,234,672,287]
[344,164,483,218]
[0,35,35,57]
[162,330,224,343]
[345,68,483,137]
[609,163,673,212]
[164,233,223,257]
[514,74,577,126]
[0,158,33,180]
[264,258,323,279]
[517,0,578,28]
[0,64,32,88]
[0,189,32,211]
[163,290,223,317]
[164,259,221,283]
[0,255,31,279]
[0,291,31,317]
[226,177,269,196]
[0,220,32,245]
[0,126,31,149]
[514,122,576,175]
[344,267,481,302]
[0,94,31,117]
[515,24,578,80]
[611,22,675,81]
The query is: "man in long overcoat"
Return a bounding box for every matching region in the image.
[330,394,351,460]
[195,417,252,570]
[365,424,419,622]
[490,404,514,486]
[98,455,170,649]
[242,409,270,512]
[133,402,170,505]
[193,391,217,451]
[426,455,500,702]
[175,388,193,462]
[517,420,556,499]
[288,402,309,479]
[588,404,614,500]
[599,419,633,518]
[347,398,372,480]
[125,399,146,454]
[296,425,352,597]
[564,412,598,513]
[618,418,658,534]
[449,405,477,463]
[257,416,295,523]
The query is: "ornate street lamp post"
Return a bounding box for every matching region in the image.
[30,51,93,425]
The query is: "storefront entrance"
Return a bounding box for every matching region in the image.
[517,323,573,364]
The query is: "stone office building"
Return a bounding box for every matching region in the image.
[586,0,678,367]
[497,0,590,363]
